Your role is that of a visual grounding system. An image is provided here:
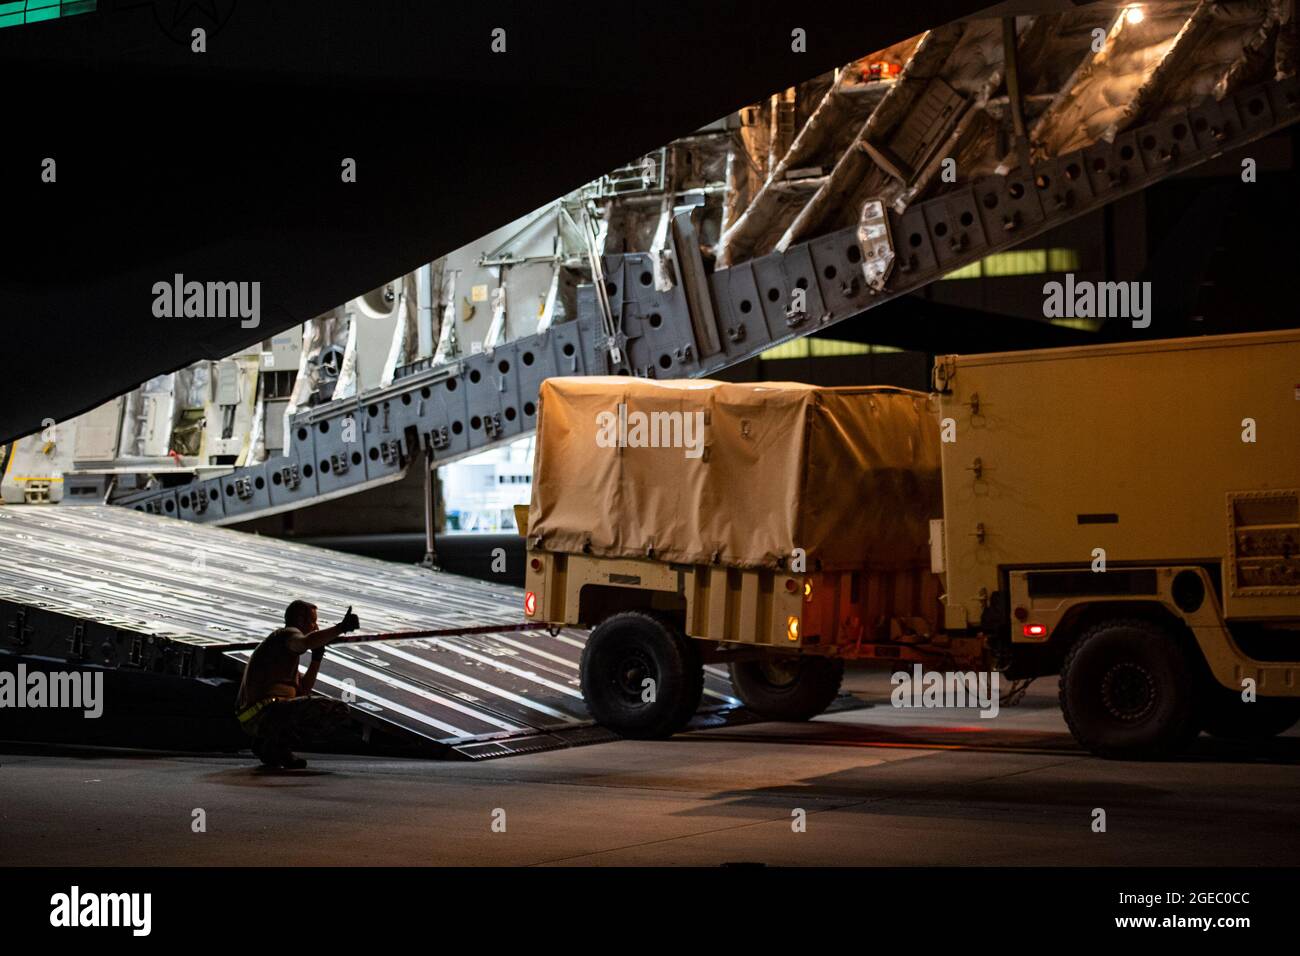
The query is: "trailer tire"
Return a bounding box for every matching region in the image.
[1059,618,1197,759]
[580,612,703,739]
[1198,691,1300,740]
[729,655,844,722]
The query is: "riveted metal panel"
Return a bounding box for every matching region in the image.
[307,414,359,497]
[461,349,507,447]
[513,330,559,432]
[620,252,702,378]
[719,259,778,351]
[806,232,869,317]
[266,450,318,510]
[486,339,527,441]
[359,396,410,472]
[896,206,942,280]
[213,462,274,519]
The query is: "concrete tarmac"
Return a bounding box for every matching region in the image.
[2,673,1297,866]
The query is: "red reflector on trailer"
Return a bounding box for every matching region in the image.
[1023,623,1047,637]
[524,591,537,616]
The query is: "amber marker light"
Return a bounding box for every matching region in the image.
[786,616,800,641]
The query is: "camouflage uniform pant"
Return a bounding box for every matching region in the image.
[243,696,352,760]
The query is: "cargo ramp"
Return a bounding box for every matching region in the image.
[0,505,741,758]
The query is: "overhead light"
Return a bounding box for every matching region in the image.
[1126,6,1145,25]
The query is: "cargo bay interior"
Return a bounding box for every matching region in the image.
[1,0,1298,868]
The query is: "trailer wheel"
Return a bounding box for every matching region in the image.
[728,655,844,722]
[1198,691,1300,740]
[1059,618,1197,759]
[580,612,703,739]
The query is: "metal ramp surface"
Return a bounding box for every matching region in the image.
[0,506,739,757]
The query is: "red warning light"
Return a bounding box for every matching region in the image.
[524,591,538,616]
[1023,623,1048,638]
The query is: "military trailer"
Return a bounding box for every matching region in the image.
[520,376,960,738]
[522,329,1300,757]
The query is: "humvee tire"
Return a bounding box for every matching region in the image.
[1059,618,1197,758]
[1199,691,1300,740]
[580,612,703,739]
[729,655,844,722]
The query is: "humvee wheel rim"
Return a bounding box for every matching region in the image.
[1101,661,1155,722]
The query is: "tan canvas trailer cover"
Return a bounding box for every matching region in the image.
[527,377,942,573]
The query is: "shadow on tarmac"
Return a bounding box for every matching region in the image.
[678,718,1300,764]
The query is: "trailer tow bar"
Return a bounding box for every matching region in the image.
[223,622,552,653]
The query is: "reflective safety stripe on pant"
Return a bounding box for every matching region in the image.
[243,696,353,751]
[236,697,284,726]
